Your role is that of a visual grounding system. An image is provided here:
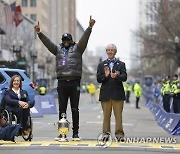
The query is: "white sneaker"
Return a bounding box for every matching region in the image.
[72,134,81,141]
[55,134,67,141]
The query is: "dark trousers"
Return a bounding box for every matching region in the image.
[126,91,130,103]
[162,94,171,113]
[136,97,140,108]
[173,95,180,113]
[57,79,80,135]
[12,107,30,130]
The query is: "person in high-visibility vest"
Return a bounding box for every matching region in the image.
[81,84,86,93]
[87,83,96,103]
[161,75,171,112]
[124,82,132,103]
[133,81,142,109]
[171,74,180,113]
[39,86,46,95]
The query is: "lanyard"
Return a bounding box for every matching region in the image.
[62,48,68,66]
[63,48,68,56]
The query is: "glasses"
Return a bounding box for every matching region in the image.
[106,49,115,51]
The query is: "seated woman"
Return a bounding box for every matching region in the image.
[2,75,34,135]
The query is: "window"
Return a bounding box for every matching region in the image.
[5,71,24,81]
[0,73,5,84]
[30,0,36,7]
[30,14,37,21]
[22,0,28,7]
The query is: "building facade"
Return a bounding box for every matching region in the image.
[0,0,36,79]
[2,0,76,88]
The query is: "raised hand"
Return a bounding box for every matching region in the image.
[34,21,40,33]
[89,15,95,28]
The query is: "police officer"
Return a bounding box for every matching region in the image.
[87,83,96,103]
[133,81,142,109]
[171,74,180,113]
[161,75,171,112]
[124,82,132,103]
[39,86,46,95]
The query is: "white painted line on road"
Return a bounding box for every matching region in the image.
[86,121,134,126]
[86,121,102,124]
[93,106,100,110]
[97,115,101,119]
[33,122,44,124]
[123,123,134,126]
[33,121,57,125]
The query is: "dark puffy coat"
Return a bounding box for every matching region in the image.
[38,27,92,80]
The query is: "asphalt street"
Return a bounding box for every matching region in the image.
[0,92,180,154]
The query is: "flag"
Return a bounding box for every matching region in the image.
[10,2,16,13]
[3,2,16,25]
[14,5,23,27]
[0,27,6,35]
[4,4,14,25]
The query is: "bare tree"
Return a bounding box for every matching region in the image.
[135,0,180,77]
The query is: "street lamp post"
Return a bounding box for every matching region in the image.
[174,36,180,74]
[12,40,23,58]
[12,40,28,70]
[46,57,52,89]
[175,36,180,52]
[30,51,37,83]
[46,57,52,76]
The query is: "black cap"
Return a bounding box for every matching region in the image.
[61,33,72,40]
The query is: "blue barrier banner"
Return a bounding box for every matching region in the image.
[143,87,154,101]
[157,113,167,126]
[35,95,57,114]
[145,91,180,135]
[146,100,151,107]
[171,121,180,135]
[30,100,43,118]
[154,109,163,120]
[162,114,180,133]
[152,104,161,115]
[148,102,156,113]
